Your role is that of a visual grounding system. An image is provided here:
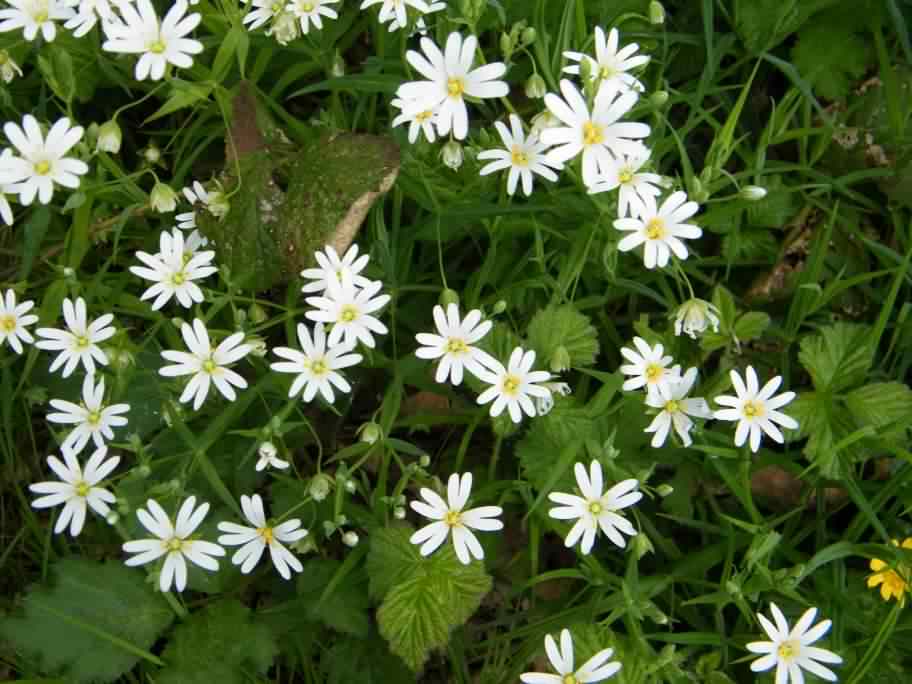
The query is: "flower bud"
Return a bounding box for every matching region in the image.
[322,520,336,535]
[248,302,268,325]
[137,463,152,478]
[393,506,406,520]
[438,288,460,309]
[359,421,382,445]
[108,347,135,370]
[258,441,277,459]
[247,337,268,357]
[344,479,357,494]
[97,120,122,154]
[492,299,507,315]
[129,434,144,452]
[524,73,547,99]
[292,535,316,554]
[150,182,177,213]
[142,144,162,165]
[632,533,654,560]
[309,473,333,501]
[105,511,119,525]
[342,531,360,547]
[419,454,431,468]
[649,1,666,24]
[578,57,593,84]
[689,177,709,203]
[740,185,768,201]
[656,483,674,497]
[441,140,464,170]
[62,266,76,280]
[335,513,348,526]
[650,90,669,108]
[330,50,345,78]
[549,345,571,373]
[0,50,23,83]
[520,26,536,46]
[673,298,721,339]
[206,189,230,218]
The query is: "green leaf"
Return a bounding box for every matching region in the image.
[323,631,414,684]
[144,80,214,124]
[734,0,842,53]
[296,558,370,637]
[733,311,770,342]
[37,47,75,103]
[211,25,247,83]
[797,323,874,393]
[791,13,873,101]
[526,304,600,370]
[156,599,277,684]
[517,406,595,494]
[18,205,51,280]
[788,393,845,477]
[370,526,492,672]
[845,382,912,439]
[0,558,173,683]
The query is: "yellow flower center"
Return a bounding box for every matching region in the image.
[777,640,799,662]
[171,271,186,286]
[165,537,184,552]
[447,77,465,98]
[74,480,90,497]
[645,218,666,240]
[664,399,680,414]
[618,168,634,184]
[645,363,663,382]
[202,357,218,374]
[86,410,102,426]
[270,0,282,11]
[0,314,16,333]
[582,121,604,146]
[502,375,521,396]
[148,38,166,54]
[74,335,91,349]
[742,400,764,418]
[444,510,462,527]
[34,9,48,22]
[599,64,617,80]
[563,675,579,684]
[416,110,433,122]
[340,305,358,323]
[257,526,274,545]
[301,1,314,10]
[588,501,603,515]
[445,338,468,354]
[310,358,328,376]
[510,145,529,166]
[34,160,51,175]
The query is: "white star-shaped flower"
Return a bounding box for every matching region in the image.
[0,0,73,41]
[0,115,88,206]
[540,79,650,187]
[159,318,253,410]
[643,367,712,448]
[562,26,649,95]
[300,243,373,295]
[618,336,679,401]
[747,603,843,683]
[102,0,203,81]
[414,303,495,385]
[0,186,14,226]
[255,441,290,471]
[35,297,116,378]
[396,32,509,140]
[242,0,283,30]
[62,0,115,37]
[47,373,130,455]
[217,494,308,580]
[613,191,702,269]
[129,227,217,310]
[521,628,622,683]
[0,288,37,354]
[409,472,503,565]
[391,97,439,144]
[588,145,662,217]
[360,0,429,29]
[123,496,226,593]
[713,366,799,453]
[285,0,338,33]
[474,346,551,423]
[547,460,641,554]
[270,321,362,403]
[29,445,119,536]
[305,272,390,349]
[477,114,562,197]
[389,0,443,34]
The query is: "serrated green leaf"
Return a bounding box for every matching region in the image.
[517,406,599,494]
[156,599,277,684]
[0,558,173,683]
[526,304,599,370]
[371,526,491,672]
[798,323,874,394]
[791,16,872,101]
[733,311,770,342]
[845,382,912,439]
[323,631,414,684]
[296,558,370,637]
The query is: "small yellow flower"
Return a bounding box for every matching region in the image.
[867,537,912,604]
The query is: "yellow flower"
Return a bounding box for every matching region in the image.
[867,537,912,604]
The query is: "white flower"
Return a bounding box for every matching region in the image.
[477,114,562,197]
[242,0,283,30]
[391,97,438,144]
[562,26,649,95]
[588,145,662,217]
[0,115,87,206]
[360,0,429,29]
[389,0,443,34]
[474,347,551,423]
[614,191,702,269]
[256,441,289,471]
[397,32,508,140]
[176,209,196,229]
[181,179,229,218]
[159,318,252,410]
[102,0,203,81]
[520,628,621,683]
[129,228,217,310]
[217,494,308,580]
[123,496,225,592]
[63,0,115,37]
[271,322,362,403]
[535,381,571,416]
[285,0,338,33]
[182,228,209,256]
[618,336,679,401]
[0,288,37,354]
[414,303,495,385]
[29,446,119,536]
[541,79,650,187]
[305,272,390,349]
[266,8,298,43]
[747,603,843,683]
[530,110,561,136]
[0,0,73,42]
[409,472,503,565]
[300,243,373,295]
[643,367,712,448]
[713,366,798,453]
[548,461,641,554]
[673,298,720,339]
[47,373,130,455]
[35,297,116,378]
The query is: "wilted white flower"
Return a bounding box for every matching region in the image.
[0,49,23,82]
[618,336,679,401]
[256,441,290,471]
[410,472,503,564]
[614,191,702,269]
[414,303,495,385]
[266,9,298,43]
[713,366,798,453]
[673,298,720,339]
[218,494,308,579]
[535,381,570,416]
[562,26,649,95]
[521,628,621,683]
[0,288,38,354]
[643,367,712,447]
[477,114,562,196]
[35,297,116,378]
[181,179,229,218]
[47,373,130,455]
[29,446,119,537]
[270,322,362,403]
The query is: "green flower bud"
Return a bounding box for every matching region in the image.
[439,288,460,308]
[393,506,406,519]
[342,530,360,547]
[740,185,768,201]
[441,140,464,170]
[97,120,123,154]
[656,483,674,497]
[330,50,345,78]
[549,345,571,373]
[632,533,654,560]
[248,302,268,325]
[418,454,431,468]
[142,144,161,164]
[650,90,669,108]
[492,299,507,315]
[525,73,547,99]
[149,182,177,213]
[521,26,536,45]
[309,473,333,502]
[499,32,513,59]
[673,298,721,339]
[358,421,382,445]
[649,1,666,25]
